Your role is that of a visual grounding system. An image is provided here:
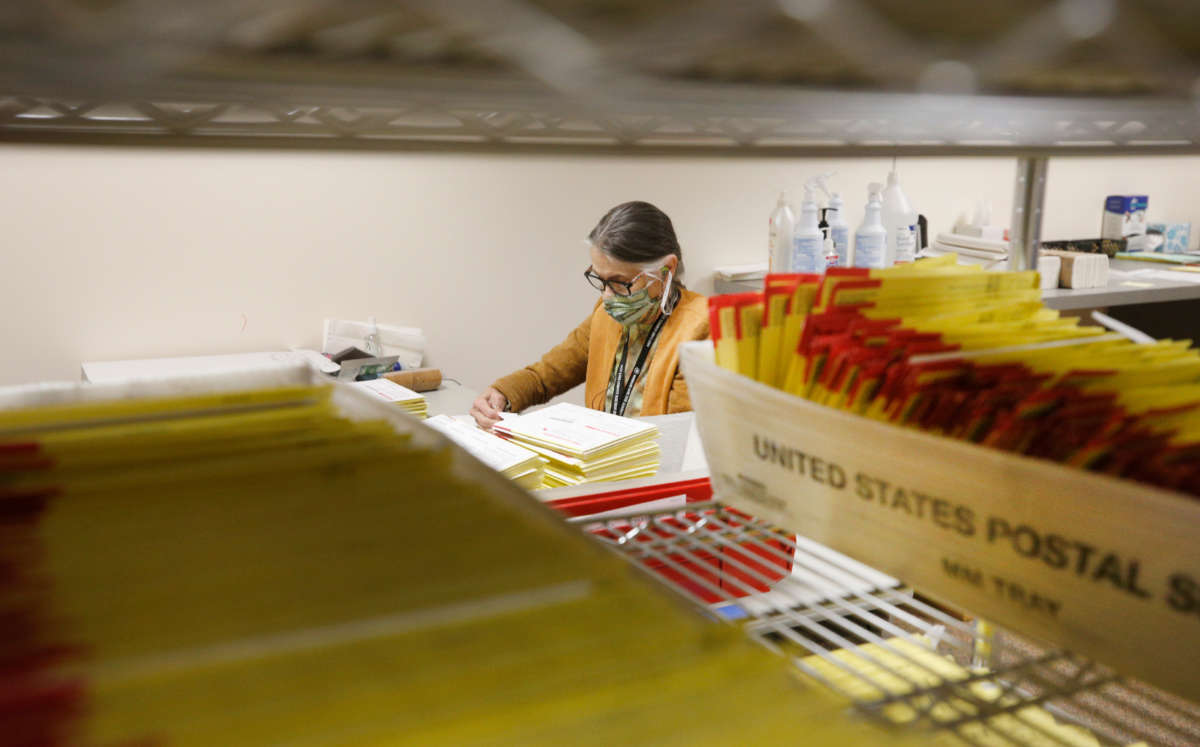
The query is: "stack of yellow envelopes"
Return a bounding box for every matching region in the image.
[352,377,428,418]
[707,255,1200,494]
[493,402,661,488]
[0,377,918,746]
[425,413,544,489]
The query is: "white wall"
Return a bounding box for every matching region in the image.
[1,145,1196,395]
[1043,157,1200,241]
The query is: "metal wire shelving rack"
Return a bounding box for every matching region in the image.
[3,0,1200,155]
[572,500,1200,747]
[5,0,1200,275]
[5,2,1200,740]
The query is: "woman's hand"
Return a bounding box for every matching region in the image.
[470,387,509,430]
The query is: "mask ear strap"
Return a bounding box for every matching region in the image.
[659,268,675,314]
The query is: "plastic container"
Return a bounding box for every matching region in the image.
[825,192,850,266]
[791,187,823,274]
[882,168,918,264]
[853,183,888,269]
[822,237,839,271]
[768,193,796,272]
[363,316,383,357]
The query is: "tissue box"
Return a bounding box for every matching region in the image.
[1148,221,1191,254]
[1101,195,1148,239]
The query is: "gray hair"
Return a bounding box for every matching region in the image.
[588,201,685,290]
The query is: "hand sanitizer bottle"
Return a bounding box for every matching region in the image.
[791,185,823,273]
[822,236,840,272]
[854,183,888,269]
[768,192,796,272]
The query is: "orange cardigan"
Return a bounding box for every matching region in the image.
[492,288,710,416]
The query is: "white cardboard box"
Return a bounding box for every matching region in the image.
[680,341,1200,702]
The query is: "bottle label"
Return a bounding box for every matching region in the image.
[855,234,885,268]
[791,236,822,273]
[769,223,789,272]
[895,225,917,263]
[833,225,851,266]
[831,225,849,253]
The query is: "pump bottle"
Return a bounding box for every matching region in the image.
[768,192,796,272]
[822,236,839,271]
[854,183,888,270]
[791,186,823,274]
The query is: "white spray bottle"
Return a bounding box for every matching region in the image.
[854,183,888,270]
[826,192,850,266]
[791,182,823,274]
[882,160,918,264]
[768,192,796,272]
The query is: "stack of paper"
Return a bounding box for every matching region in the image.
[715,262,768,282]
[1116,249,1200,264]
[1036,254,1061,289]
[351,377,427,418]
[1041,249,1109,288]
[424,414,544,489]
[926,232,1008,269]
[0,377,905,745]
[494,403,661,488]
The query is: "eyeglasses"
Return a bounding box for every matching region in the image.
[584,267,654,297]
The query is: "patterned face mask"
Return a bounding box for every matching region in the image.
[603,286,658,326]
[602,267,673,326]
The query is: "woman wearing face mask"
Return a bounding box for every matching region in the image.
[470,201,709,430]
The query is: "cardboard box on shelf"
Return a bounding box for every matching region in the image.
[1101,195,1148,239]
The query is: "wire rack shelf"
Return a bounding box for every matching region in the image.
[572,500,1200,747]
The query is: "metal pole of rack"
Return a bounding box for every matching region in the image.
[1009,156,1048,272]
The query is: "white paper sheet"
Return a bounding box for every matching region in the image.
[1123,269,1200,284]
[424,414,540,472]
[573,494,688,521]
[494,403,657,458]
[352,378,424,403]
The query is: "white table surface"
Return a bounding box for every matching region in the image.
[1042,258,1200,310]
[422,380,480,418]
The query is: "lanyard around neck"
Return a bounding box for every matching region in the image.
[609,311,669,417]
